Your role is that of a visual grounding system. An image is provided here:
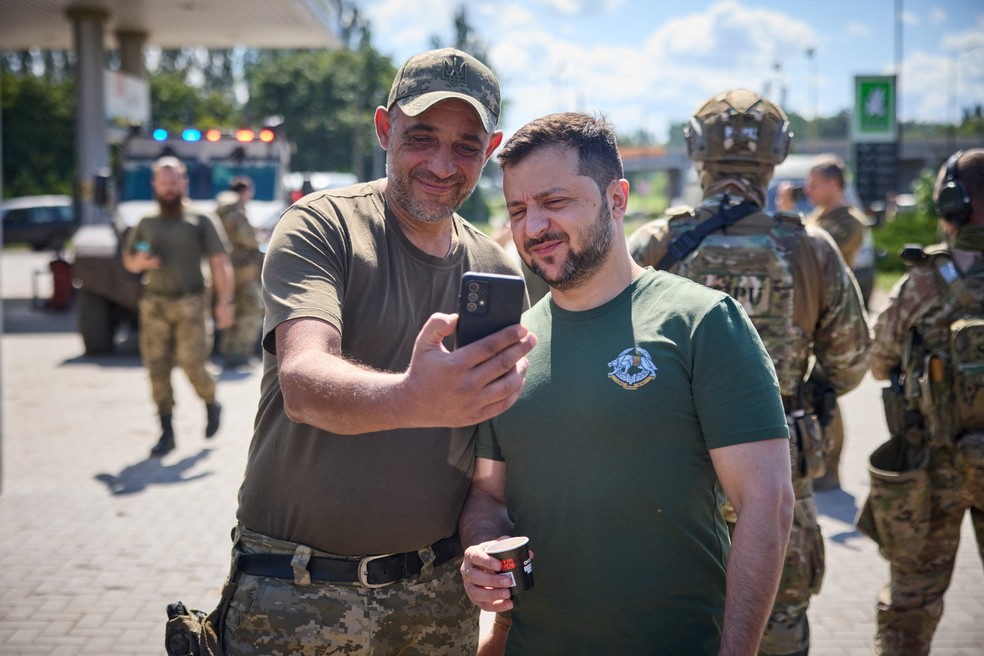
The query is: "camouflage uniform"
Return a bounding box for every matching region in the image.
[216,193,263,365]
[139,293,216,413]
[863,237,984,655]
[125,207,227,418]
[808,205,867,268]
[222,526,476,655]
[807,203,868,489]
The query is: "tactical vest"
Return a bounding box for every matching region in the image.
[664,207,812,397]
[902,246,984,440]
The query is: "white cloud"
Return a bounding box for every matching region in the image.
[900,50,953,122]
[844,21,872,39]
[358,0,975,138]
[484,0,826,139]
[930,8,946,25]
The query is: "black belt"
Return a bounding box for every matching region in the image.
[237,533,463,588]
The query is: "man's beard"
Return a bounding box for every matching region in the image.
[525,199,615,292]
[385,154,473,224]
[156,194,183,213]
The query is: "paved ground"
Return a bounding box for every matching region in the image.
[1,249,982,655]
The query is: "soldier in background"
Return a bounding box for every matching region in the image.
[804,157,870,491]
[779,156,871,491]
[860,149,984,655]
[629,89,872,656]
[215,176,264,368]
[122,156,234,457]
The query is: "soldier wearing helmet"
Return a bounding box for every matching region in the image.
[629,88,872,656]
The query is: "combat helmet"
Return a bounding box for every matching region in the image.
[686,88,791,166]
[685,89,792,204]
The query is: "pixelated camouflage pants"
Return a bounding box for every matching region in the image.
[138,293,216,414]
[757,477,824,656]
[219,274,263,360]
[222,526,479,655]
[822,400,844,478]
[874,438,984,656]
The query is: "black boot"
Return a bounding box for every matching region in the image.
[205,402,221,438]
[150,415,175,458]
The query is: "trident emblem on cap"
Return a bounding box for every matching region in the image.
[442,56,467,87]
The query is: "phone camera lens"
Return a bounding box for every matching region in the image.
[467,292,479,302]
[466,302,478,312]
[468,282,480,292]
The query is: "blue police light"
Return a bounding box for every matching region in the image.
[182,129,202,142]
[152,128,168,141]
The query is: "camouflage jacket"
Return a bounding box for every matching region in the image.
[807,204,867,268]
[216,196,261,268]
[628,194,872,398]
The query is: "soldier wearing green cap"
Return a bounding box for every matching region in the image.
[209,48,534,655]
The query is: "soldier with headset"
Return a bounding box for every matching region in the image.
[628,88,872,656]
[859,148,984,655]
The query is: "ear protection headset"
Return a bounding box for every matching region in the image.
[936,150,972,226]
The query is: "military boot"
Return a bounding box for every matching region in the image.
[205,402,222,438]
[150,415,175,458]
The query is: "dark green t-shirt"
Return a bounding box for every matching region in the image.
[237,180,525,555]
[477,268,787,655]
[124,207,226,295]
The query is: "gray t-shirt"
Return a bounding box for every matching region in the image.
[236,179,524,555]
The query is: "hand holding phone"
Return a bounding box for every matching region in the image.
[455,272,526,348]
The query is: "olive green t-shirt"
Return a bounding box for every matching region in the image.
[477,269,787,655]
[237,180,524,555]
[124,207,227,295]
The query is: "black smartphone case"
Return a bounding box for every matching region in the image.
[455,272,526,348]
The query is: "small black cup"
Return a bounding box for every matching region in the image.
[484,536,534,594]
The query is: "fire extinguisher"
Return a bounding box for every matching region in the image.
[48,258,73,310]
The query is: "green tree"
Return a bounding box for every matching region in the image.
[872,169,941,274]
[148,70,239,132]
[246,47,395,175]
[1,72,76,197]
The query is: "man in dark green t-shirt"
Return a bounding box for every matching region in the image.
[459,113,794,655]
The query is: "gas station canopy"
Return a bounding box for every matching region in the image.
[0,0,341,50]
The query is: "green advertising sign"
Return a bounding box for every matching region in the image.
[853,75,897,142]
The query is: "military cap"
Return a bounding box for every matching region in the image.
[388,48,500,133]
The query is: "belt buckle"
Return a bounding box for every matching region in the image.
[358,553,396,588]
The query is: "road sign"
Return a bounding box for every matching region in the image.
[853,75,897,143]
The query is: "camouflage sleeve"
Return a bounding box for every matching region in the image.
[809,228,872,394]
[627,218,672,268]
[870,267,938,380]
[220,206,260,252]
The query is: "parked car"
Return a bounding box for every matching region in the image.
[2,195,78,251]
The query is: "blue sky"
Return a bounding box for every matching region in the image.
[360,0,984,141]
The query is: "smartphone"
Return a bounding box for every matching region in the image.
[455,272,526,348]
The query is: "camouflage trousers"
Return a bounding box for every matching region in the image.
[138,292,216,414]
[219,276,263,361]
[821,400,844,481]
[874,435,984,655]
[756,477,824,656]
[222,525,479,655]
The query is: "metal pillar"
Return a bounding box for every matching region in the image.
[116,30,147,77]
[67,8,111,226]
